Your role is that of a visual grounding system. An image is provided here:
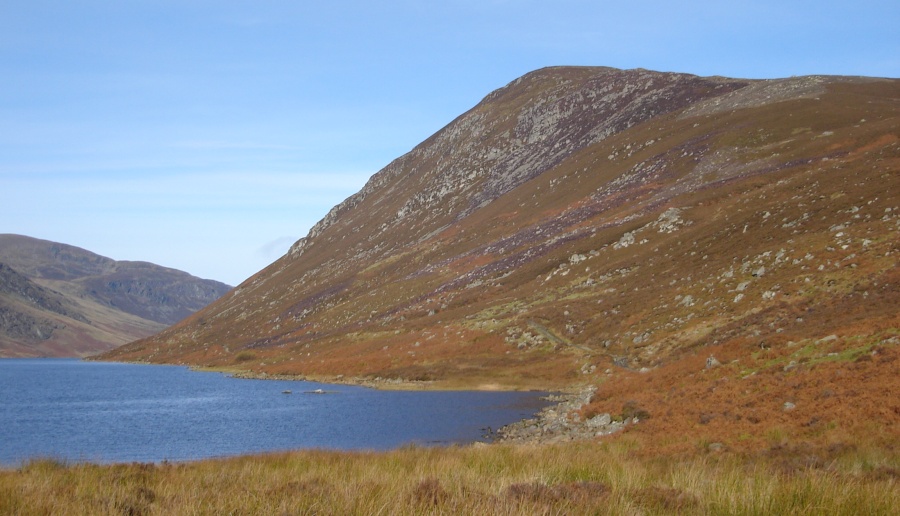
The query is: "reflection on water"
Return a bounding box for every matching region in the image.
[0,359,549,465]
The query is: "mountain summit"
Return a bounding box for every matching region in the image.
[102,67,898,395]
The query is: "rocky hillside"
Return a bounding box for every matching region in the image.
[101,67,898,407]
[0,235,232,357]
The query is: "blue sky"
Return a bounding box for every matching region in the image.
[1,1,897,285]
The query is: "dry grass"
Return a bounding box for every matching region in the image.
[581,327,900,456]
[100,76,900,399]
[2,438,897,515]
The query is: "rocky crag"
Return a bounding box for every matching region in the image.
[100,66,898,450]
[0,234,232,357]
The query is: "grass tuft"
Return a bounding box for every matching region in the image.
[2,439,897,514]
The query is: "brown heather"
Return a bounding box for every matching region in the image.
[2,439,898,515]
[69,67,900,512]
[100,69,898,391]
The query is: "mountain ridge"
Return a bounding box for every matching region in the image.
[0,234,232,357]
[100,67,898,396]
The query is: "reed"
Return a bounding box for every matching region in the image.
[2,437,897,515]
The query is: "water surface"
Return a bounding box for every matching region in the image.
[0,359,548,465]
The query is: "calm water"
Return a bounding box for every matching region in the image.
[0,359,549,466]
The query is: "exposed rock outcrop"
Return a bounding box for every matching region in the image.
[99,67,898,401]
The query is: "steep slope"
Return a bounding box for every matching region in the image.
[0,263,88,324]
[102,68,898,406]
[0,263,85,346]
[0,235,232,357]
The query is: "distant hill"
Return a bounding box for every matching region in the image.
[0,234,231,357]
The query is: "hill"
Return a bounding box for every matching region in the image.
[0,234,231,357]
[99,66,899,450]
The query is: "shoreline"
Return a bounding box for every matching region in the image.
[218,369,627,446]
[91,358,615,448]
[204,367,629,446]
[194,365,563,393]
[496,385,633,444]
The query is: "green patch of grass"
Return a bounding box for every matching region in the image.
[765,426,788,444]
[740,331,898,377]
[790,331,897,368]
[233,350,257,362]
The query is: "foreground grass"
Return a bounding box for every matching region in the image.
[2,438,897,515]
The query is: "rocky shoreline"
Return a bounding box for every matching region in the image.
[210,367,627,445]
[496,386,633,444]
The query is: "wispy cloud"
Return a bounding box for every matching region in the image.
[257,236,298,260]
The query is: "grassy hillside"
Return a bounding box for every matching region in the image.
[102,71,898,394]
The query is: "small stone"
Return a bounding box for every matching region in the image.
[706,355,722,369]
[783,402,796,411]
[708,442,726,453]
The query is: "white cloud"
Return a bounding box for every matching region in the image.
[257,236,298,260]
